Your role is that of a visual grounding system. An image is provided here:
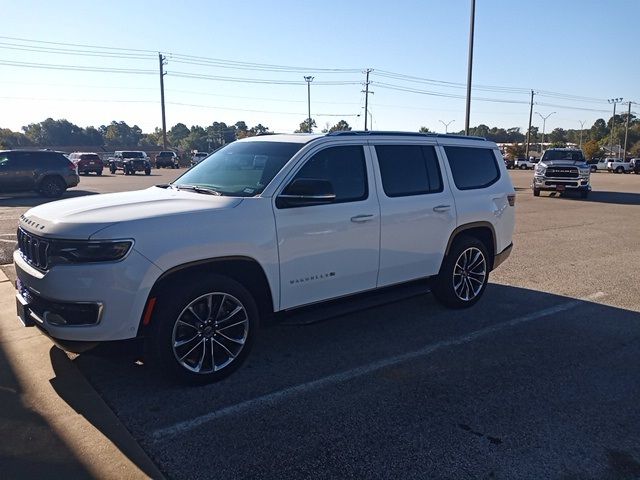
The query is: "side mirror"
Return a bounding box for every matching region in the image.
[276,178,336,208]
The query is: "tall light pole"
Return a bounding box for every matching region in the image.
[535,111,556,152]
[578,120,586,149]
[608,98,623,157]
[623,101,634,160]
[464,0,476,136]
[439,120,455,134]
[304,76,314,133]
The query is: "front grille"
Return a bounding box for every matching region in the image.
[546,167,579,178]
[17,228,50,270]
[545,181,578,187]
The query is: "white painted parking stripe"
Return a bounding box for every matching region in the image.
[151,291,606,442]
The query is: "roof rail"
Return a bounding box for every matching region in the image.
[326,130,487,141]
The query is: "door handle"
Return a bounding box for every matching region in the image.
[350,214,374,223]
[432,205,451,213]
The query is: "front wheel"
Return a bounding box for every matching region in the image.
[145,168,151,176]
[519,164,527,170]
[431,236,489,309]
[533,188,540,197]
[580,190,589,199]
[616,167,624,173]
[149,274,259,384]
[39,176,66,198]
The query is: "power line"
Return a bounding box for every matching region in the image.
[0,59,155,74]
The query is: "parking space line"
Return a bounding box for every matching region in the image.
[151,292,606,442]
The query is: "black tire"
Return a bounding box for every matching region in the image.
[533,188,540,197]
[616,166,624,173]
[97,169,103,176]
[580,190,589,199]
[431,235,490,309]
[39,176,66,198]
[590,166,597,172]
[110,165,116,174]
[148,274,259,385]
[145,168,151,176]
[519,164,527,170]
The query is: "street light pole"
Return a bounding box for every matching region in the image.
[578,120,586,149]
[623,101,633,160]
[608,98,622,157]
[535,111,556,152]
[304,76,314,133]
[464,0,476,136]
[439,120,455,134]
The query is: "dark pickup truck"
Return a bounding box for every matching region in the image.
[108,151,151,175]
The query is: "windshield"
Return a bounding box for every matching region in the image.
[158,152,173,157]
[542,150,584,162]
[174,141,303,196]
[122,151,145,158]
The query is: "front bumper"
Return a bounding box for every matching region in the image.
[532,176,590,191]
[14,247,162,342]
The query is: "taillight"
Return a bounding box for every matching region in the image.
[67,161,76,171]
[507,193,516,206]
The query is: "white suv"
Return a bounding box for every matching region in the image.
[14,132,515,384]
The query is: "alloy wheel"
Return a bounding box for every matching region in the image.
[452,247,487,301]
[171,292,249,374]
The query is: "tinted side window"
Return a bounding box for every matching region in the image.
[444,147,500,190]
[292,146,367,203]
[375,145,443,197]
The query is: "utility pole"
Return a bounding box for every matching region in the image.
[535,111,555,153]
[608,98,622,157]
[362,69,373,131]
[623,101,632,160]
[439,120,455,134]
[464,0,476,135]
[303,76,314,133]
[158,53,168,150]
[578,120,586,149]
[525,90,535,160]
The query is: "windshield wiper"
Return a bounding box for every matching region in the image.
[174,184,222,196]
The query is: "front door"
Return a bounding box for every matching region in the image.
[274,144,380,309]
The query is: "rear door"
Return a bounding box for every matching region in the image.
[371,142,457,286]
[274,142,380,309]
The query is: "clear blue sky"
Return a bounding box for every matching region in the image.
[1,0,638,135]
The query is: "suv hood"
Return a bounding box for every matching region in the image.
[20,186,242,239]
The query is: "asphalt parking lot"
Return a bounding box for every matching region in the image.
[1,169,640,479]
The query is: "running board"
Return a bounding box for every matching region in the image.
[277,279,432,326]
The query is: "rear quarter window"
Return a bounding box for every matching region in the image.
[444,146,500,190]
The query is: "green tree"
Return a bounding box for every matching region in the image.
[505,144,525,159]
[328,120,351,132]
[0,128,32,148]
[168,123,190,147]
[250,124,269,136]
[583,139,603,160]
[295,118,316,133]
[548,128,567,144]
[418,126,430,133]
[590,119,607,141]
[101,121,142,147]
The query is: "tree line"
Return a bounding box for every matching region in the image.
[2,115,638,159]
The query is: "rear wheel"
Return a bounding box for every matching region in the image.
[97,169,103,176]
[533,188,540,197]
[519,164,527,170]
[149,274,258,384]
[39,176,66,198]
[145,168,151,175]
[616,166,624,173]
[580,190,589,199]
[431,235,489,309]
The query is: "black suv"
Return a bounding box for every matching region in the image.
[630,158,640,174]
[108,151,151,175]
[155,151,179,169]
[0,150,79,197]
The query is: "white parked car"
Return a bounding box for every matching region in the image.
[589,158,609,172]
[606,158,631,173]
[515,157,538,170]
[191,152,209,166]
[15,131,515,384]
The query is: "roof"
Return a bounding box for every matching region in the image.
[239,131,488,144]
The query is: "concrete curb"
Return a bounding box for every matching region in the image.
[0,276,164,479]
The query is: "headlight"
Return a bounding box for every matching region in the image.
[535,166,546,176]
[579,168,590,176]
[48,240,133,266]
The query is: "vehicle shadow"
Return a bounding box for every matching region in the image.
[0,332,93,478]
[0,190,99,208]
[564,191,640,205]
[51,283,640,479]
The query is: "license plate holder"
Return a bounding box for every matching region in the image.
[16,293,35,327]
